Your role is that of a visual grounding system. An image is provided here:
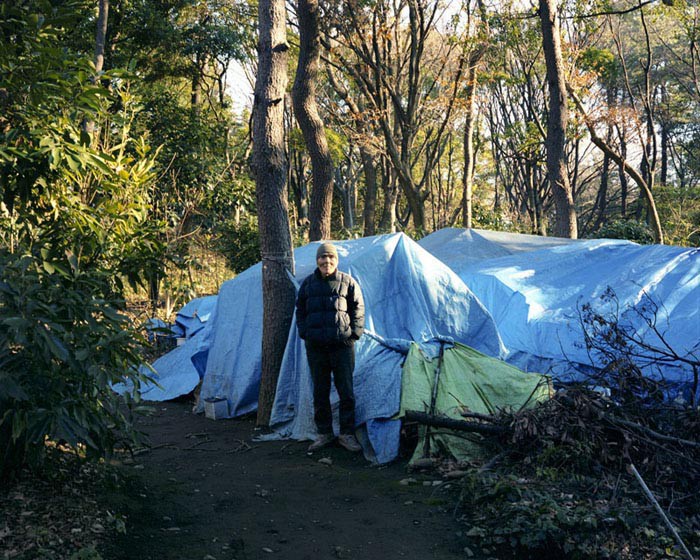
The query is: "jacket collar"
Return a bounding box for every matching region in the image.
[314,268,338,281]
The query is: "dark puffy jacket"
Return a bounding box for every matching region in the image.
[296,269,365,345]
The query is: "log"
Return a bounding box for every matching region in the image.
[404,411,509,436]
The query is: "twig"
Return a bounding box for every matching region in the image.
[226,440,255,453]
[183,439,213,450]
[627,463,695,560]
[611,417,700,449]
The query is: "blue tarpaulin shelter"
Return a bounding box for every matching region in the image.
[198,233,504,463]
[130,228,700,461]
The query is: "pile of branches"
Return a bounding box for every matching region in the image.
[409,385,700,559]
[508,386,700,479]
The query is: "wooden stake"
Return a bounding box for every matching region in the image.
[627,463,695,560]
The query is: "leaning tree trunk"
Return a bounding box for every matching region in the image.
[569,87,664,243]
[539,0,577,239]
[292,0,334,241]
[252,0,296,427]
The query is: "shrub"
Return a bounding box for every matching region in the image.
[0,254,149,481]
[594,220,654,244]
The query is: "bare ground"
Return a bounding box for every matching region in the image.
[102,400,472,560]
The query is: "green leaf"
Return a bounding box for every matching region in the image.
[0,375,29,401]
[37,325,69,362]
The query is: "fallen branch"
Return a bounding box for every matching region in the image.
[183,439,213,450]
[557,393,700,449]
[459,410,498,423]
[611,417,700,449]
[404,411,509,436]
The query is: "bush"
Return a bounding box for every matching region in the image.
[459,468,683,559]
[0,254,149,481]
[0,2,162,480]
[593,220,654,244]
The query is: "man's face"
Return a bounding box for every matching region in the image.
[317,252,338,277]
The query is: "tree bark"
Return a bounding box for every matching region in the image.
[539,0,577,238]
[84,0,109,136]
[360,147,378,235]
[252,0,296,427]
[94,0,109,74]
[292,0,334,241]
[462,55,479,229]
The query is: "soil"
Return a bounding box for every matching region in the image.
[102,400,471,560]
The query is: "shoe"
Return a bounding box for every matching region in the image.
[308,433,335,452]
[338,434,362,453]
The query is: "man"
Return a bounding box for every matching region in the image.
[296,242,365,453]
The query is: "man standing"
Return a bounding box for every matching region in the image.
[296,242,365,452]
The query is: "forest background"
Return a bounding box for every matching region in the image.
[1,0,700,488]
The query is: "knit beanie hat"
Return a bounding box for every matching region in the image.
[316,242,338,259]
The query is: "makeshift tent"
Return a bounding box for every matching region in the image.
[199,233,506,463]
[419,229,700,395]
[399,341,552,463]
[127,227,698,460]
[116,295,218,402]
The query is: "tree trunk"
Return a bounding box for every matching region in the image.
[660,121,669,187]
[292,0,333,241]
[360,147,378,236]
[94,0,108,74]
[379,165,399,232]
[592,87,616,232]
[334,164,355,230]
[462,57,479,229]
[617,127,629,217]
[252,0,296,427]
[84,0,109,136]
[539,0,577,239]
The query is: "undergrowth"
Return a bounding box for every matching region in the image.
[454,387,700,559]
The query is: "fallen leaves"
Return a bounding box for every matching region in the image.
[0,450,123,559]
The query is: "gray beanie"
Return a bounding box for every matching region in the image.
[316,242,338,259]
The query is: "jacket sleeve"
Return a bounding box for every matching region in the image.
[296,280,308,340]
[348,278,365,340]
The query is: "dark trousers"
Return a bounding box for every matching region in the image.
[306,343,356,435]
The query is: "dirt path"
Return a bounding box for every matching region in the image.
[104,400,470,560]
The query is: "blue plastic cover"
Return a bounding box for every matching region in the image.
[175,295,218,339]
[419,229,700,394]
[130,228,699,460]
[198,233,505,462]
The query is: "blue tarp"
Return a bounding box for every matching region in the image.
[175,295,218,339]
[130,228,700,460]
[419,228,700,393]
[116,295,218,401]
[198,233,505,463]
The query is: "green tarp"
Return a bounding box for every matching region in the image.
[399,342,552,463]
